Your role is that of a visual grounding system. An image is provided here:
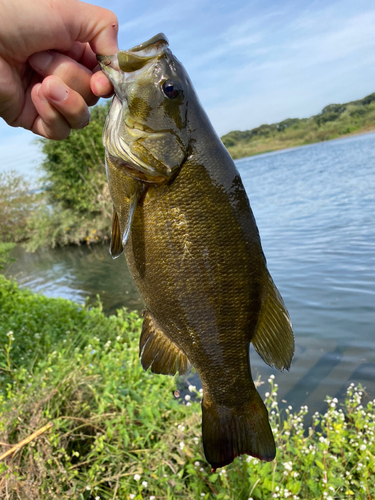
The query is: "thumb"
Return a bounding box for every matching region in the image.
[74,1,119,56]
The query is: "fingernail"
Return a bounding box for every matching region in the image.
[47,79,69,102]
[29,51,53,71]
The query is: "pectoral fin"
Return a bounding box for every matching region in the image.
[109,180,140,259]
[110,208,123,259]
[251,273,295,371]
[140,311,192,376]
[122,181,139,247]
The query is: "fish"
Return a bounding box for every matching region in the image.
[97,33,294,469]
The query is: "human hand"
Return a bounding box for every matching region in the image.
[0,0,119,139]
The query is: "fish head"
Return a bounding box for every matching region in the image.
[98,34,191,183]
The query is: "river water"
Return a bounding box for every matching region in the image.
[6,132,375,414]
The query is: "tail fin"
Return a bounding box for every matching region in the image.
[202,390,275,469]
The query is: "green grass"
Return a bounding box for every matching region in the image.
[0,276,374,499]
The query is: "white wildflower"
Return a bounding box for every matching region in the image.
[134,473,141,481]
[179,441,185,449]
[142,481,148,487]
[185,395,191,401]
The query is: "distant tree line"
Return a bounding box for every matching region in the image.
[221,92,375,158]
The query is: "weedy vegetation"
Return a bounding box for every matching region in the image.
[0,263,374,499]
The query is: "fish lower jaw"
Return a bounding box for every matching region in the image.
[106,152,168,184]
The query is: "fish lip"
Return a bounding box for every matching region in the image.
[97,54,118,69]
[97,54,125,96]
[127,33,169,54]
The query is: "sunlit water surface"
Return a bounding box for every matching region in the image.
[6,132,375,414]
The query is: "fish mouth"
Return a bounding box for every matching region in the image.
[97,54,123,94]
[98,33,169,76]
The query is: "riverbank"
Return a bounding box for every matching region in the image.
[221,92,375,159]
[0,272,374,499]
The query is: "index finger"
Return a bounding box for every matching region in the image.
[74,2,119,56]
[63,42,98,70]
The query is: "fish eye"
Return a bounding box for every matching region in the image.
[162,80,181,99]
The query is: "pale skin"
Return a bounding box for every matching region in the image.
[0,0,119,140]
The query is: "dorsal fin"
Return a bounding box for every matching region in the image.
[110,208,123,259]
[140,311,192,376]
[251,273,294,371]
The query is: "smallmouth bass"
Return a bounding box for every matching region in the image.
[98,34,294,469]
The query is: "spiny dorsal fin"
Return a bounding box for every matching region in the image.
[110,208,123,259]
[140,311,192,376]
[251,273,294,371]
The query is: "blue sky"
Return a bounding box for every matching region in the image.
[2,0,375,180]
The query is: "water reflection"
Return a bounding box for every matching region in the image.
[7,244,143,315]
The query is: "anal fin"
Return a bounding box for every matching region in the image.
[140,311,192,376]
[251,272,294,371]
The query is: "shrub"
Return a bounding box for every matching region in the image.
[24,102,112,250]
[0,172,39,243]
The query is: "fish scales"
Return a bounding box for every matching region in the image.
[98,33,294,469]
